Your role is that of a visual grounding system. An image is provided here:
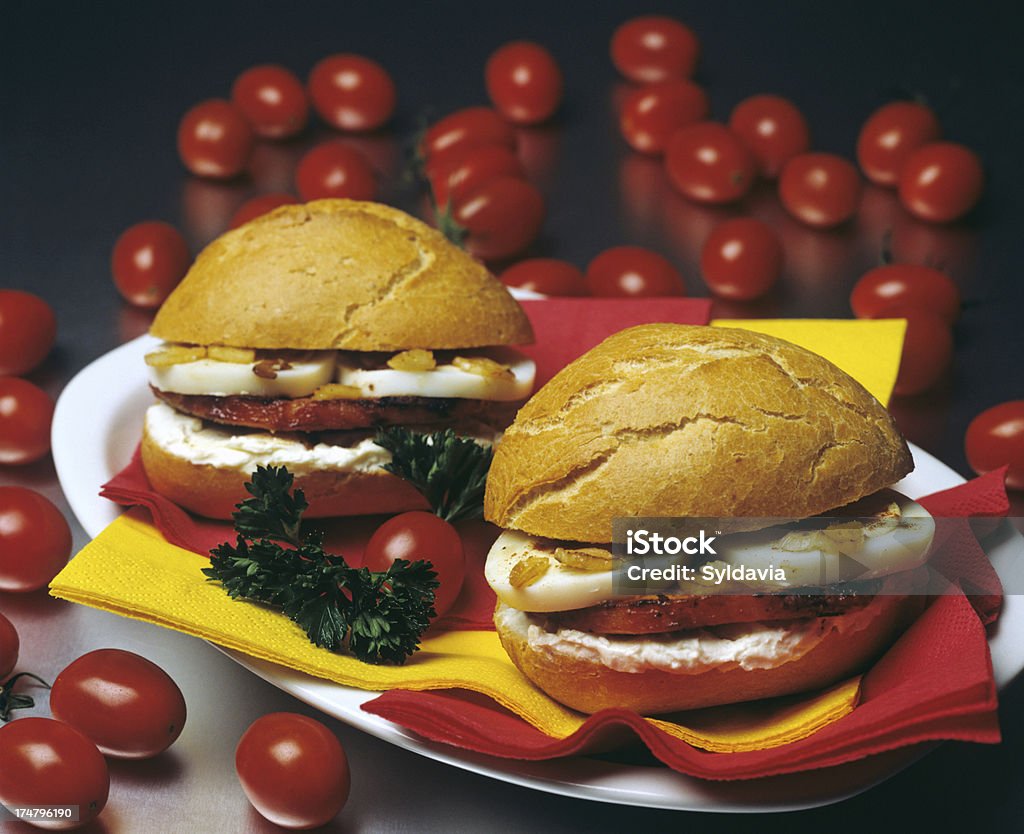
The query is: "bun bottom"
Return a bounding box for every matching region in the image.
[494,592,925,716]
[141,426,429,520]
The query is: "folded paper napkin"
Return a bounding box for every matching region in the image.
[52,306,1003,780]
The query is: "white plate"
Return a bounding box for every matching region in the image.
[53,335,1024,812]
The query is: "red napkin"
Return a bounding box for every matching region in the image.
[362,470,1012,780]
[100,298,711,629]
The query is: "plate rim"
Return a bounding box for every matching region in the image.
[51,333,1024,812]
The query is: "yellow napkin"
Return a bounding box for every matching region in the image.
[51,319,904,753]
[711,318,906,406]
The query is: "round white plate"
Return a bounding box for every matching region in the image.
[52,335,1024,812]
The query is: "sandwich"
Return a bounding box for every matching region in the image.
[483,323,934,715]
[141,199,535,519]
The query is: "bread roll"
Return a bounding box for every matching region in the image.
[494,591,925,715]
[141,422,429,520]
[485,324,913,542]
[151,199,533,351]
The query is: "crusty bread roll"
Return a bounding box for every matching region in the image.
[485,324,913,543]
[150,199,533,351]
[141,423,429,520]
[494,591,925,715]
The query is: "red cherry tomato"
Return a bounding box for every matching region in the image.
[0,486,71,591]
[50,649,187,759]
[0,717,109,830]
[236,713,350,830]
[485,41,563,125]
[308,54,396,132]
[500,258,588,296]
[850,264,960,325]
[728,94,810,179]
[665,122,757,205]
[0,378,54,466]
[449,176,544,261]
[874,305,953,396]
[700,218,782,301]
[421,107,517,164]
[229,193,299,229]
[231,65,309,140]
[586,246,685,297]
[779,152,863,229]
[0,612,17,679]
[0,290,57,376]
[111,221,191,308]
[364,511,465,618]
[898,142,984,224]
[295,142,376,202]
[610,15,699,82]
[177,99,254,179]
[856,101,941,187]
[620,79,708,155]
[966,401,1024,490]
[425,143,525,208]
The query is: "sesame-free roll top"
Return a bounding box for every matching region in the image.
[484,323,913,543]
[150,199,534,351]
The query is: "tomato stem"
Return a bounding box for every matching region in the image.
[0,672,50,722]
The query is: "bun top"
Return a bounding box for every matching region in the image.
[485,323,913,543]
[150,200,533,350]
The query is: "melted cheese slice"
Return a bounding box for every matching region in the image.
[485,494,935,613]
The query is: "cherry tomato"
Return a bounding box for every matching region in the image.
[665,122,756,205]
[586,246,685,297]
[700,218,782,301]
[779,152,862,229]
[0,290,57,376]
[308,54,396,132]
[0,717,109,830]
[0,612,17,679]
[177,99,254,179]
[500,258,588,296]
[295,141,376,202]
[728,94,810,179]
[229,193,299,229]
[111,221,191,308]
[421,107,517,165]
[449,176,544,261]
[485,41,563,125]
[364,512,465,618]
[966,401,1024,490]
[898,141,984,223]
[231,64,309,139]
[610,15,699,82]
[236,712,350,830]
[856,101,941,187]
[0,486,71,591]
[425,143,525,208]
[620,79,708,155]
[850,264,960,325]
[50,649,187,759]
[0,378,54,466]
[874,305,953,396]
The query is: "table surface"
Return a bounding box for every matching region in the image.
[3,1,1023,831]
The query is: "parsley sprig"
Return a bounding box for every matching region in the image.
[374,427,493,522]
[203,466,438,664]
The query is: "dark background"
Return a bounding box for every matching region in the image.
[3,0,1024,830]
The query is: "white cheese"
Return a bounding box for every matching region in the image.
[144,403,390,474]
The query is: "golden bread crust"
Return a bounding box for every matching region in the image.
[484,324,913,542]
[150,199,533,351]
[494,593,924,715]
[140,425,429,519]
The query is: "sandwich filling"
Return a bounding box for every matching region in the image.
[485,490,933,674]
